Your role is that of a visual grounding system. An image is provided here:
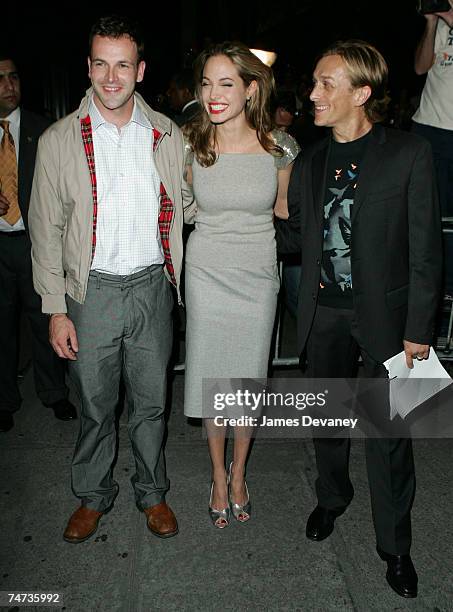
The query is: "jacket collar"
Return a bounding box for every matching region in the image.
[77,87,173,136]
[369,122,386,145]
[351,123,386,223]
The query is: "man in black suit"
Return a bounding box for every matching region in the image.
[276,40,442,598]
[0,53,76,432]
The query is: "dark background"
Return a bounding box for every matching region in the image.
[4,0,426,119]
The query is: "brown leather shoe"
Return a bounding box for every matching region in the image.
[144,502,178,538]
[63,506,104,543]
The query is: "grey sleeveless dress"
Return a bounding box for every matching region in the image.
[184,131,300,418]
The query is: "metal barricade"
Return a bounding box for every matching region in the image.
[437,219,453,359]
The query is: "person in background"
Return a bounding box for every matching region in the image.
[166,69,201,127]
[0,52,76,433]
[272,88,297,133]
[272,88,301,319]
[29,15,193,543]
[183,41,299,528]
[412,1,453,294]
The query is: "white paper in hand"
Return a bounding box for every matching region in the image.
[383,348,452,420]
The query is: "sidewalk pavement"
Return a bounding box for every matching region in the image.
[1,364,453,612]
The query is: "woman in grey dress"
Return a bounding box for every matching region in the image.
[183,42,299,528]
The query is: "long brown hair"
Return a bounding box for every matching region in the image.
[184,41,282,167]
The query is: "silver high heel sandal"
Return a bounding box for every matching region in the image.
[228,461,251,523]
[208,481,230,529]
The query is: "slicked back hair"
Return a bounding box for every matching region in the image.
[320,39,390,123]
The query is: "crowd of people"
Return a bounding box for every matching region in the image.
[1,3,452,601]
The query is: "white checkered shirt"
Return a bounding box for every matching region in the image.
[89,96,164,276]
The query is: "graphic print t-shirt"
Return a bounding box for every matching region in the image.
[318,132,371,308]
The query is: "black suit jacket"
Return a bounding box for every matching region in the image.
[18,109,51,229]
[276,123,442,363]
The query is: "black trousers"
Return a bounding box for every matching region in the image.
[306,304,415,555]
[0,231,68,413]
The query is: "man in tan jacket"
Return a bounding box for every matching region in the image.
[29,14,194,543]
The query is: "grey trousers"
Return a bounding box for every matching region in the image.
[67,265,173,512]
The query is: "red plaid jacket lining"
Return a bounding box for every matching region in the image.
[80,116,176,285]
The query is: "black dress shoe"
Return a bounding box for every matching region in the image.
[377,547,418,598]
[0,411,14,432]
[306,505,346,541]
[46,399,78,421]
